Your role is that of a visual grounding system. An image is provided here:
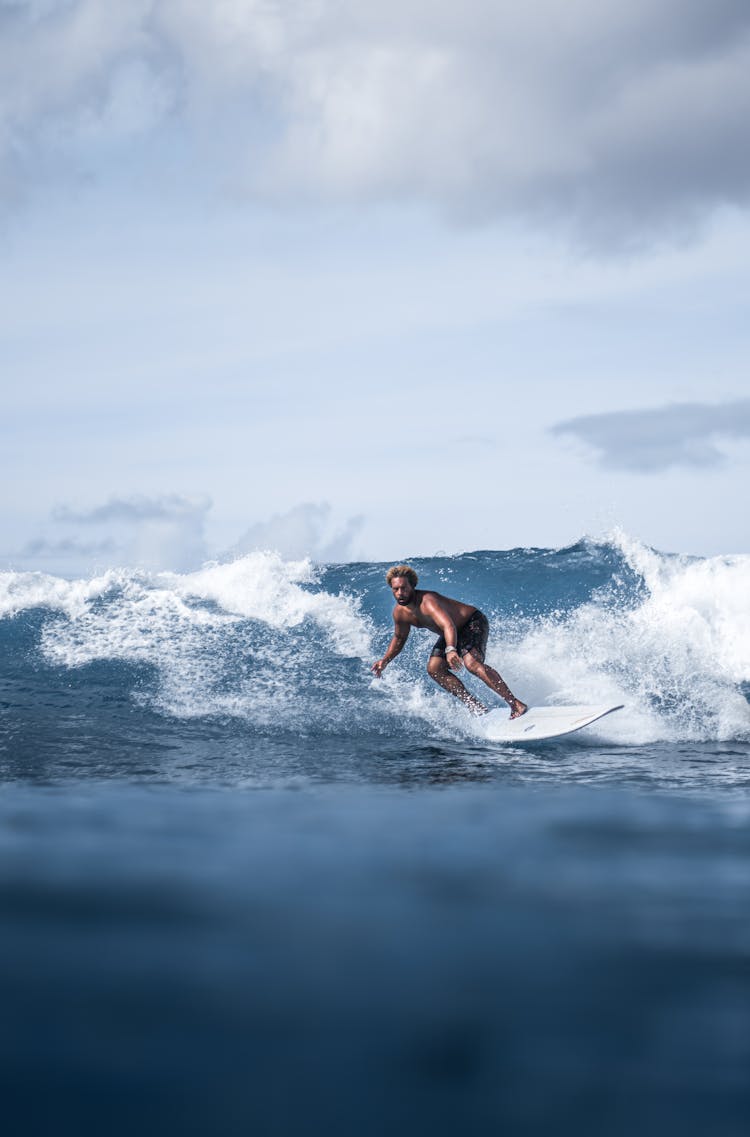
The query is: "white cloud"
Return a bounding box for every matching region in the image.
[2,1,750,244]
[229,503,364,562]
[42,493,211,571]
[552,399,750,472]
[16,497,364,572]
[53,493,212,525]
[19,535,118,559]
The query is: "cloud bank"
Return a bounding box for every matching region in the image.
[551,399,750,472]
[2,1,750,244]
[46,493,211,571]
[229,503,364,563]
[15,497,363,573]
[52,494,212,526]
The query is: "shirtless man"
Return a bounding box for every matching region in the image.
[371,564,527,718]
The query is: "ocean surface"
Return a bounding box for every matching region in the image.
[1,532,749,1136]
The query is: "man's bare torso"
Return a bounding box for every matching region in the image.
[393,590,477,635]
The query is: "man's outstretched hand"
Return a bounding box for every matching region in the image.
[371,659,386,678]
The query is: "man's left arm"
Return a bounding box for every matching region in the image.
[422,595,462,671]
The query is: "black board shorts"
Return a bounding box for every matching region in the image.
[430,610,489,661]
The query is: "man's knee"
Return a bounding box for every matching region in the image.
[463,651,483,674]
[427,656,447,679]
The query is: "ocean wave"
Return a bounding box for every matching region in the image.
[1,536,748,743]
[502,531,750,744]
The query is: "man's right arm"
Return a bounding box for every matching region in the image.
[371,618,410,677]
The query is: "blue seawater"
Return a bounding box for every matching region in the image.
[1,534,749,1136]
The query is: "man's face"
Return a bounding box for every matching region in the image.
[390,576,415,605]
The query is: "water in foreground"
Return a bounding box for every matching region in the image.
[1,534,749,1135]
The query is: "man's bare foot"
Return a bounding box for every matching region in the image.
[509,699,528,720]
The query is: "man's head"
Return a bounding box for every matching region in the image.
[386,563,418,605]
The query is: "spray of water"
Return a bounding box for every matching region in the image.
[1,535,748,742]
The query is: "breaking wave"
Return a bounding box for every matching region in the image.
[1,534,748,743]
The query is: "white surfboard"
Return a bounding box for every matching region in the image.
[480,704,624,743]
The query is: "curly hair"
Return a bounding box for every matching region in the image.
[385,564,418,587]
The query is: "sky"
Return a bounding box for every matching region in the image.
[2,0,749,573]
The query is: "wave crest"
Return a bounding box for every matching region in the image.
[2,535,748,743]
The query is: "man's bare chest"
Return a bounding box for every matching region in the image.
[400,605,440,633]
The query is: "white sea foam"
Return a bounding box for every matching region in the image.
[0,553,368,651]
[1,554,373,728]
[501,533,750,743]
[172,553,371,657]
[2,538,748,742]
[370,667,476,742]
[0,568,129,620]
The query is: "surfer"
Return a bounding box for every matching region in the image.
[371,564,528,718]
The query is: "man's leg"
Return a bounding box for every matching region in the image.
[427,656,487,715]
[462,651,527,718]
